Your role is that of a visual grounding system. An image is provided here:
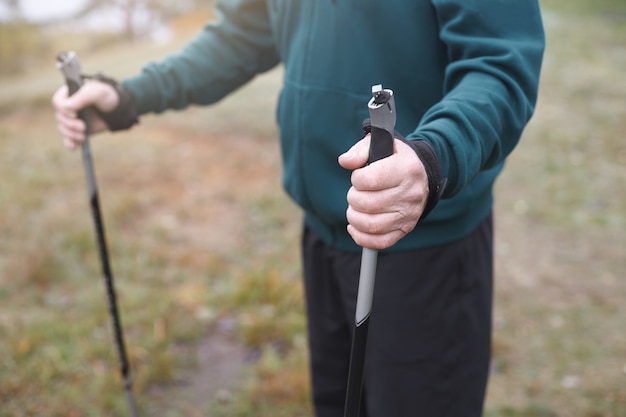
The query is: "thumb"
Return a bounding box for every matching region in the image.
[66,81,118,114]
[338,134,371,170]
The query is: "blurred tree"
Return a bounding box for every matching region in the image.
[75,0,199,42]
[0,0,216,77]
[0,0,21,20]
[0,0,49,76]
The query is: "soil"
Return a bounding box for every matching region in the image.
[129,125,283,416]
[149,317,249,416]
[186,318,247,407]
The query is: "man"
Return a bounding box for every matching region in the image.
[53,1,545,416]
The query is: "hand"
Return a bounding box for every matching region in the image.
[338,135,429,250]
[52,80,119,149]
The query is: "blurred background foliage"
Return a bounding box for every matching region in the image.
[0,0,216,77]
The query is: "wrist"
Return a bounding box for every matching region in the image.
[361,119,446,221]
[88,73,139,131]
[402,139,447,221]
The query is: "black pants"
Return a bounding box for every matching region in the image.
[302,214,493,417]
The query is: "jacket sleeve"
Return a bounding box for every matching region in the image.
[407,0,545,198]
[123,0,279,115]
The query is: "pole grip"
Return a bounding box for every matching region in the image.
[56,51,84,93]
[56,51,91,131]
[367,84,396,163]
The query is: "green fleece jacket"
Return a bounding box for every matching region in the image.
[124,0,545,252]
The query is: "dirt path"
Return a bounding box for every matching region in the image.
[128,125,283,416]
[147,317,250,416]
[182,318,249,413]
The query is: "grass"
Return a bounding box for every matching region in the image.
[0,1,625,416]
[486,3,626,416]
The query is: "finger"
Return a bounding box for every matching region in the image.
[350,141,412,192]
[53,86,81,121]
[350,161,401,192]
[347,201,419,237]
[53,84,88,117]
[58,127,85,147]
[51,85,70,108]
[346,183,415,215]
[57,115,87,144]
[346,223,405,250]
[70,80,118,113]
[346,207,404,235]
[55,108,85,130]
[347,187,382,214]
[55,111,86,134]
[63,136,79,150]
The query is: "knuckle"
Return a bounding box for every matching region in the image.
[365,217,384,234]
[346,187,357,204]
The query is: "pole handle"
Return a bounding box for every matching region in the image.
[57,51,84,93]
[56,51,91,131]
[354,84,396,321]
[367,84,396,163]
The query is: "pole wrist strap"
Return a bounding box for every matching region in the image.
[85,72,139,131]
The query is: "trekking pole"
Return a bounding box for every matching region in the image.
[344,84,396,417]
[56,51,139,417]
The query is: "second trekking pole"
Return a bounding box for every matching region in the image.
[56,51,139,417]
[344,84,396,417]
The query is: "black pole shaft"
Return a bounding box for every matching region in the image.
[344,316,370,416]
[81,134,138,417]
